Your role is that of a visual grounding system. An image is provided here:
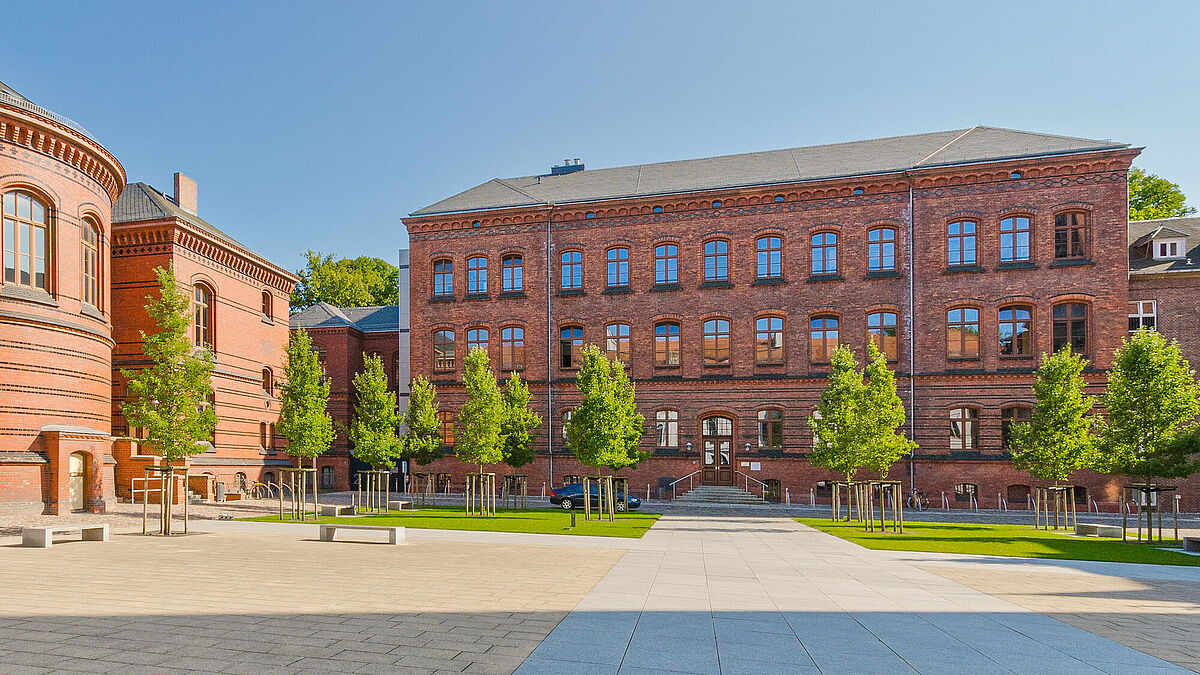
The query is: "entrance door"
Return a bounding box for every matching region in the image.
[68,452,86,512]
[701,416,734,485]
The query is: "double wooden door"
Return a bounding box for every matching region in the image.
[701,416,734,485]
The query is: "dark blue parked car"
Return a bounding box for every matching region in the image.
[550,482,641,511]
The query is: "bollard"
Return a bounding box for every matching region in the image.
[570,511,576,528]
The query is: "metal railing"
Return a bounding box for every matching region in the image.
[734,471,767,499]
[667,471,700,499]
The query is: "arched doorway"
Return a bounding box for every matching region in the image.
[701,416,734,485]
[68,452,87,512]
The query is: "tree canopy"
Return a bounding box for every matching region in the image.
[500,372,542,468]
[857,342,917,477]
[120,265,217,464]
[1093,329,1200,481]
[808,346,866,481]
[401,376,443,465]
[278,329,335,463]
[566,346,647,471]
[346,353,401,469]
[1129,167,1197,221]
[1009,347,1094,483]
[291,250,399,311]
[455,348,505,469]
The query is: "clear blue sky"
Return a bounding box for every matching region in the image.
[7,1,1199,272]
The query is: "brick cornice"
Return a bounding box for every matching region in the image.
[0,105,125,203]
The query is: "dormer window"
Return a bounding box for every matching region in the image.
[1153,238,1186,260]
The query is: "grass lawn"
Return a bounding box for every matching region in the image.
[797,518,1200,566]
[244,505,660,538]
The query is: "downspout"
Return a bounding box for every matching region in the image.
[907,184,916,489]
[546,206,555,483]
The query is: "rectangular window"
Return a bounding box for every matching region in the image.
[755,317,784,365]
[437,411,455,447]
[998,306,1032,356]
[501,327,525,371]
[947,308,980,359]
[703,319,730,366]
[656,410,678,448]
[467,256,487,294]
[433,330,455,370]
[605,323,631,363]
[1000,216,1031,262]
[466,328,488,353]
[560,326,583,369]
[654,244,678,284]
[655,322,680,366]
[1053,303,1088,354]
[1128,300,1156,333]
[809,316,839,363]
[949,407,978,450]
[758,410,783,449]
[1054,213,1087,259]
[867,312,898,361]
[868,228,895,271]
[948,221,977,266]
[756,237,782,278]
[704,240,729,281]
[502,255,523,292]
[432,260,453,296]
[1001,406,1031,449]
[607,248,629,287]
[560,251,582,290]
[81,221,100,308]
[811,232,838,274]
[3,191,49,291]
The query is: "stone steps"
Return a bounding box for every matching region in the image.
[674,485,766,504]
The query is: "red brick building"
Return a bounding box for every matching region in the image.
[0,82,125,514]
[399,127,1200,508]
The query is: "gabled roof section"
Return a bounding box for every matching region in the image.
[1129,217,1200,275]
[290,303,402,333]
[411,126,1130,216]
[114,182,296,282]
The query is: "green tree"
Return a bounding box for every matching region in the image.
[121,265,216,465]
[1093,329,1200,482]
[566,346,647,472]
[808,345,865,482]
[291,250,400,311]
[278,329,335,466]
[401,376,443,465]
[858,342,916,477]
[346,353,401,469]
[500,372,542,468]
[1009,347,1095,483]
[456,348,505,470]
[1129,167,1197,221]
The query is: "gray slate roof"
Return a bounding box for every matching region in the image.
[290,302,402,332]
[1129,217,1200,275]
[114,182,293,278]
[0,79,98,142]
[411,126,1130,216]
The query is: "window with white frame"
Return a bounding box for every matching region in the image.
[1128,300,1156,333]
[1153,239,1186,260]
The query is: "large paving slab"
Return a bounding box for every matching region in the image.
[518,515,1195,674]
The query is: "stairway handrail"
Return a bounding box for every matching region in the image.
[668,471,700,499]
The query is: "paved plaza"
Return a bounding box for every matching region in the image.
[1,515,1198,673]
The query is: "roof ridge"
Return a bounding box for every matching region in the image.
[491,177,546,204]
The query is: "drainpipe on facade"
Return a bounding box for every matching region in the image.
[907,185,916,489]
[546,206,555,483]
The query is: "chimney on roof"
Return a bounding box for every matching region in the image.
[550,159,585,176]
[173,172,197,214]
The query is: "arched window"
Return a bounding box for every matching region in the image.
[948,221,977,266]
[1054,212,1088,259]
[949,407,979,450]
[466,327,488,353]
[758,409,783,449]
[560,326,583,369]
[654,322,680,366]
[703,318,730,365]
[809,316,839,363]
[193,284,214,349]
[1000,216,1031,262]
[432,259,453,296]
[261,367,273,396]
[654,244,678,284]
[606,247,629,287]
[998,306,1032,357]
[1053,303,1088,355]
[502,254,523,292]
[2,190,49,290]
[947,308,980,359]
[703,240,729,281]
[467,256,488,294]
[867,312,898,361]
[235,472,248,493]
[436,411,455,447]
[656,410,678,448]
[560,251,582,290]
[605,323,631,363]
[755,317,784,365]
[811,232,838,274]
[267,423,275,450]
[259,422,268,449]
[433,329,455,371]
[261,290,272,319]
[81,218,100,308]
[501,326,525,371]
[756,236,782,278]
[1001,406,1031,449]
[868,228,895,271]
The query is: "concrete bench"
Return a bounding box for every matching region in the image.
[1184,537,1200,553]
[1075,522,1123,538]
[22,523,109,548]
[387,500,411,511]
[319,523,404,545]
[319,504,356,516]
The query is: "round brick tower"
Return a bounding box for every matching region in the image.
[0,82,125,514]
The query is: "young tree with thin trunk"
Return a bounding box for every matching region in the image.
[1008,347,1094,484]
[347,353,401,469]
[456,348,505,471]
[566,346,647,472]
[1093,329,1200,483]
[500,372,542,469]
[401,375,443,466]
[809,345,865,482]
[858,342,916,478]
[278,329,335,469]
